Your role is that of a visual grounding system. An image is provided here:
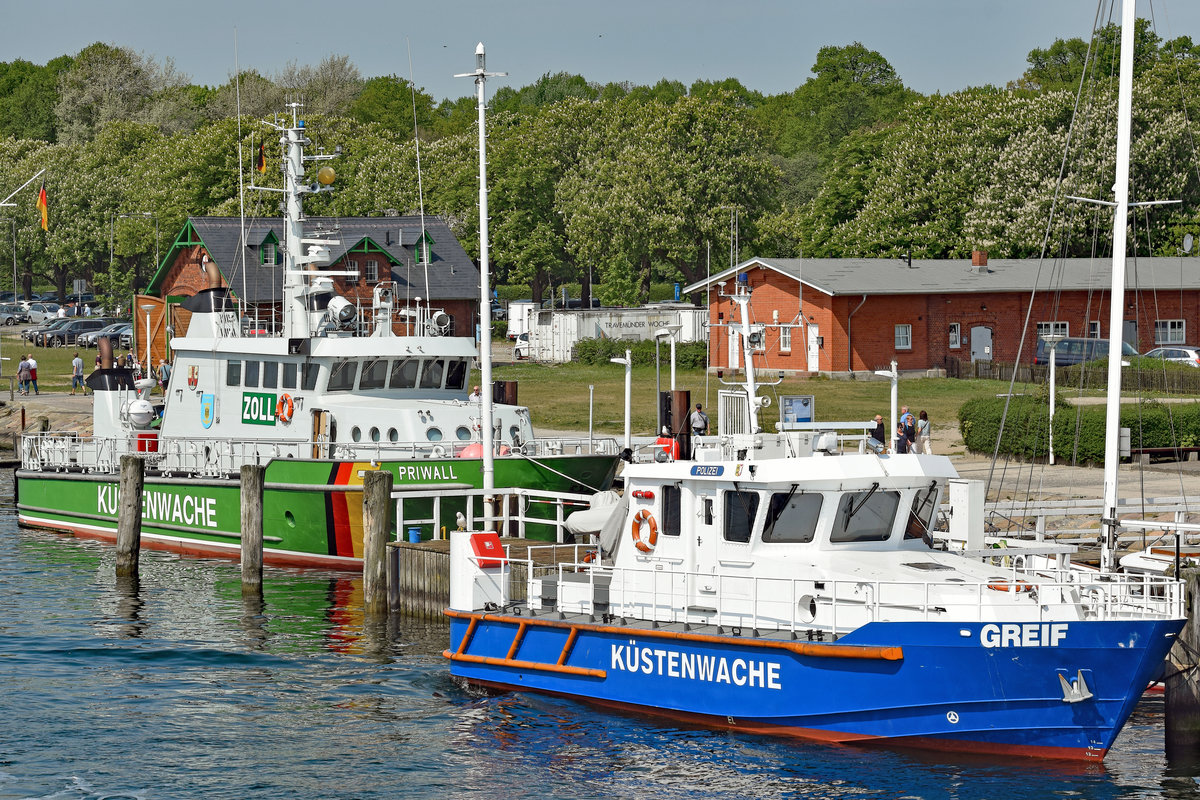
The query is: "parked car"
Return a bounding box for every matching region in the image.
[78,322,131,348]
[26,302,61,324]
[490,300,506,321]
[0,303,28,325]
[514,331,530,359]
[1034,336,1138,366]
[23,317,73,343]
[41,318,114,347]
[1142,346,1200,367]
[119,329,134,350]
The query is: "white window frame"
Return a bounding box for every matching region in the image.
[1088,320,1101,339]
[365,259,379,283]
[1155,319,1186,344]
[948,322,960,349]
[780,324,792,352]
[1036,321,1069,339]
[346,259,359,286]
[894,324,912,350]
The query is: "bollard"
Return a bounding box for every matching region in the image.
[240,464,265,595]
[116,454,143,578]
[1167,567,1200,756]
[362,469,394,616]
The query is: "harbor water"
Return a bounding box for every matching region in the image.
[2,472,1199,800]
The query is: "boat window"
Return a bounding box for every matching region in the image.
[388,428,398,442]
[302,363,319,391]
[360,358,388,390]
[282,362,298,389]
[419,358,445,389]
[328,359,357,392]
[832,487,901,543]
[723,490,760,544]
[226,360,241,387]
[370,427,380,442]
[445,359,468,391]
[426,427,443,442]
[703,497,713,525]
[262,361,278,389]
[905,483,940,543]
[351,426,362,442]
[389,358,420,389]
[762,490,822,544]
[456,426,472,441]
[244,360,260,388]
[661,485,681,537]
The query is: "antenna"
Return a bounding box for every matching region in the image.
[234,28,249,316]
[407,38,431,305]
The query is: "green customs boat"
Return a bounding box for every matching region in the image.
[16,108,619,569]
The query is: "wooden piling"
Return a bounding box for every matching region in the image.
[1166,567,1200,756]
[240,464,265,595]
[116,454,143,578]
[362,469,394,615]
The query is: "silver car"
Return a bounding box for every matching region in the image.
[1143,346,1200,367]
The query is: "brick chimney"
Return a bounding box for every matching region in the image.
[971,250,988,267]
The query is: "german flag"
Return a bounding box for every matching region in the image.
[255,143,266,173]
[35,178,47,231]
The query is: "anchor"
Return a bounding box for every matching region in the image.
[1059,670,1095,704]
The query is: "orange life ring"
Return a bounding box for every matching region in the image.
[276,393,294,423]
[987,580,1033,593]
[631,508,658,554]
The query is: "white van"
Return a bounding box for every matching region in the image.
[506,300,536,340]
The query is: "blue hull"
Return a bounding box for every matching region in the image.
[446,613,1182,759]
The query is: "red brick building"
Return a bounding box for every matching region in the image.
[684,253,1200,374]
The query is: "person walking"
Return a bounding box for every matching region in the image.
[894,423,911,454]
[900,406,916,450]
[917,410,932,455]
[27,354,38,394]
[689,404,709,437]
[157,359,171,393]
[71,352,84,395]
[16,354,29,395]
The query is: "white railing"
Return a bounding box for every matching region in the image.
[393,486,594,542]
[518,554,1183,636]
[21,431,619,475]
[986,496,1200,546]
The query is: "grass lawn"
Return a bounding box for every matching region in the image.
[487,361,1024,439]
[0,331,132,393]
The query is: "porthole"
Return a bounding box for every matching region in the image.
[388,428,399,442]
[370,427,380,442]
[351,426,362,442]
[456,426,472,441]
[426,427,443,442]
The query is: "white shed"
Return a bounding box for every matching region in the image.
[526,304,707,363]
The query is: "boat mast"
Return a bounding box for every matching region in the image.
[1100,0,1136,573]
[281,104,309,339]
[456,44,506,496]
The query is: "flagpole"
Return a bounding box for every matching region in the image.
[0,168,46,208]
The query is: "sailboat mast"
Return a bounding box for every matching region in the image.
[1100,0,1137,573]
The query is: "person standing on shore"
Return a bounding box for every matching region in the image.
[71,352,84,395]
[17,354,29,395]
[27,354,38,394]
[917,410,932,454]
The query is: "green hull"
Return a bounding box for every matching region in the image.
[16,453,619,570]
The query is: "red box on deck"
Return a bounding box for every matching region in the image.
[470,532,506,569]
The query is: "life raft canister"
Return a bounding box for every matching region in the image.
[654,435,681,461]
[631,508,658,553]
[276,393,294,423]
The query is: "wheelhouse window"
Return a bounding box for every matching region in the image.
[282,362,298,389]
[723,490,760,544]
[243,361,260,388]
[661,485,681,536]
[894,324,912,350]
[328,359,357,392]
[226,360,241,386]
[445,359,468,391]
[831,486,900,543]
[419,358,445,389]
[762,490,822,544]
[390,358,420,389]
[359,358,388,390]
[302,363,319,391]
[948,322,960,349]
[1155,319,1186,345]
[261,361,278,389]
[904,483,939,542]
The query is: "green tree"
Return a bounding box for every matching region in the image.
[349,75,438,137]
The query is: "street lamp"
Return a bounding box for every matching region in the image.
[873,360,899,452]
[656,325,682,391]
[1041,334,1066,465]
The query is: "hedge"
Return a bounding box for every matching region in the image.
[574,338,708,369]
[495,282,687,306]
[958,393,1200,463]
